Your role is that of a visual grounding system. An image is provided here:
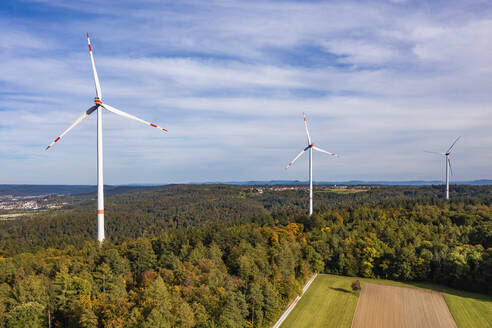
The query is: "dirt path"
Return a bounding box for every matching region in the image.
[351,282,457,328]
[272,273,317,328]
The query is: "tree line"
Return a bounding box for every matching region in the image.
[0,185,490,327]
[1,184,490,254]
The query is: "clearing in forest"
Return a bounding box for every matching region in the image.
[351,282,457,328]
[280,275,358,328]
[278,274,491,328]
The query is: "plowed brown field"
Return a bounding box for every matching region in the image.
[351,282,457,328]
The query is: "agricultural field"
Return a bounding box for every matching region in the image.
[352,283,456,328]
[362,279,492,328]
[280,275,492,328]
[315,187,368,194]
[405,282,492,328]
[280,275,358,328]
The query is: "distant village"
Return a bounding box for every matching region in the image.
[0,194,64,211]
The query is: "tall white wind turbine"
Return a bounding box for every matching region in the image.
[45,33,168,243]
[285,113,339,216]
[425,136,461,200]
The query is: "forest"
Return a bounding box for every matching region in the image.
[0,184,490,327]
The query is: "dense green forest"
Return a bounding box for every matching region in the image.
[0,185,491,327]
[1,184,490,253]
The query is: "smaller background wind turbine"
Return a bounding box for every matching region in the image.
[285,113,338,216]
[425,136,461,200]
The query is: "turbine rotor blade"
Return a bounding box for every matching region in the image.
[424,150,444,155]
[447,136,461,153]
[87,33,102,99]
[45,106,97,150]
[101,103,168,132]
[447,157,454,176]
[285,148,306,170]
[302,112,312,145]
[312,146,339,157]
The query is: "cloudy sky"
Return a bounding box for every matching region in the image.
[1,0,491,184]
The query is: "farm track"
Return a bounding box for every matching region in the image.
[351,282,457,328]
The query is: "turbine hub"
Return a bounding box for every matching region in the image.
[310,144,314,148]
[94,97,102,105]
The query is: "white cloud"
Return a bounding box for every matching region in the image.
[321,39,397,65]
[1,0,491,183]
[411,20,492,71]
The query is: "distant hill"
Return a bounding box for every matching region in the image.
[1,180,491,196]
[0,185,97,196]
[201,179,492,186]
[0,185,169,197]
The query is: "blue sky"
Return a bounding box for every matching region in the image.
[0,0,491,184]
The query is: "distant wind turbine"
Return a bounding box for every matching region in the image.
[45,33,168,243]
[425,136,461,200]
[285,113,339,216]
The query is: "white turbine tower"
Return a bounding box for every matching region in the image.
[285,113,339,216]
[425,136,461,200]
[45,33,168,243]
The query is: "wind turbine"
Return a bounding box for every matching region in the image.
[425,136,461,200]
[285,113,339,216]
[45,33,168,243]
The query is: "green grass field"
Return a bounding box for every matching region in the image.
[279,274,492,328]
[315,188,367,194]
[280,275,358,328]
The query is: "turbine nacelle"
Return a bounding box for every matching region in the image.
[304,144,314,151]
